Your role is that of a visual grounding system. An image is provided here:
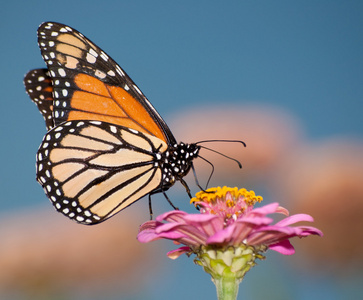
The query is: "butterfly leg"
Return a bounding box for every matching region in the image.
[179,178,193,199]
[191,163,215,193]
[148,194,154,220]
[162,191,179,210]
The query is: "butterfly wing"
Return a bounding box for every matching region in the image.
[37,22,176,145]
[37,120,168,224]
[24,68,54,130]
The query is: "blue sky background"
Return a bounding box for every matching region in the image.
[0,1,362,299]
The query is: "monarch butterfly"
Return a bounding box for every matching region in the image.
[24,22,243,225]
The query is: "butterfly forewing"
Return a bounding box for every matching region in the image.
[25,22,201,225]
[37,120,167,224]
[37,22,176,145]
[24,69,54,130]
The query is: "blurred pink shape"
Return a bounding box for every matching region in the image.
[169,105,305,184]
[272,137,363,270]
[0,205,162,298]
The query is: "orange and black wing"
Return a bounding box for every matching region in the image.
[37,22,176,145]
[24,68,54,130]
[37,120,168,224]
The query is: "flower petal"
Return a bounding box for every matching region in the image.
[275,213,314,227]
[248,202,281,216]
[167,246,192,260]
[269,240,295,255]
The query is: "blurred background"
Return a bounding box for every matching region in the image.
[1,1,362,299]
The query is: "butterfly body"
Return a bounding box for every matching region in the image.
[25,22,201,225]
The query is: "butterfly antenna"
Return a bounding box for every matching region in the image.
[198,145,243,168]
[196,139,246,147]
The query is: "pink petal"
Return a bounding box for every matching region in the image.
[183,214,224,237]
[275,214,314,227]
[137,228,162,243]
[156,210,189,223]
[206,225,235,244]
[167,246,191,260]
[269,240,296,255]
[249,203,281,216]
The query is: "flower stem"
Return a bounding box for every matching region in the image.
[212,276,241,300]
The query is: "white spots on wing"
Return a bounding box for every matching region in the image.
[90,121,102,125]
[51,31,59,36]
[54,126,63,132]
[58,68,66,77]
[115,65,125,76]
[124,84,130,91]
[62,89,68,97]
[100,51,108,61]
[89,48,98,57]
[38,76,45,82]
[86,52,96,64]
[77,121,85,127]
[107,70,115,76]
[129,128,138,134]
[95,69,106,79]
[110,125,117,133]
[59,27,68,33]
[133,84,142,95]
[50,70,56,77]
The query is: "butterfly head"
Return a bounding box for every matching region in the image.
[160,142,200,187]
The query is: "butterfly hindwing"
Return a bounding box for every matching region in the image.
[24,68,54,130]
[25,22,202,225]
[37,120,168,224]
[37,22,176,145]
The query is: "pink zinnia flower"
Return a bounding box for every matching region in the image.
[138,187,322,300]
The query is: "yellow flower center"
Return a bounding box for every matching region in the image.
[191,186,263,206]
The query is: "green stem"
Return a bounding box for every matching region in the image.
[212,276,241,300]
